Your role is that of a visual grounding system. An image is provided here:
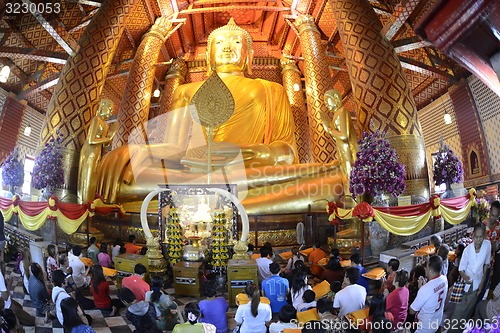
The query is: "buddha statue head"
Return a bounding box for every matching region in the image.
[324,89,342,111]
[206,18,254,76]
[97,99,114,120]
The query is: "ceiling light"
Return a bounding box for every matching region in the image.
[293,83,300,92]
[444,111,452,125]
[24,125,32,137]
[0,66,10,83]
[153,88,161,98]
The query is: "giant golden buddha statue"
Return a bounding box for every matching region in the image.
[95,18,344,214]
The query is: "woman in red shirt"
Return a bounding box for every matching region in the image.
[90,265,123,316]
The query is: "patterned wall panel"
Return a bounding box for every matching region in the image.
[0,95,27,162]
[16,105,45,161]
[449,81,490,187]
[468,75,500,181]
[0,88,8,116]
[419,94,463,190]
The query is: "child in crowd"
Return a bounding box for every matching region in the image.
[317,298,336,321]
[297,290,317,312]
[124,235,139,254]
[46,244,58,283]
[269,305,298,333]
[20,247,31,295]
[326,281,342,302]
[119,287,160,332]
[98,243,113,268]
[286,247,306,274]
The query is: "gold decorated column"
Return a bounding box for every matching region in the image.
[41,0,137,200]
[112,18,172,148]
[280,56,312,163]
[294,15,336,163]
[331,0,429,197]
[155,58,187,118]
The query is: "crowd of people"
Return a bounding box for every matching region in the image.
[1,201,500,333]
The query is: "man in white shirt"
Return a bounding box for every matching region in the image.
[51,270,71,325]
[449,222,491,332]
[68,245,90,288]
[0,269,35,326]
[333,267,366,316]
[410,255,448,333]
[256,246,273,284]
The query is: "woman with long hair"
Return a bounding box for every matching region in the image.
[145,276,182,331]
[89,265,121,316]
[61,297,95,333]
[172,302,215,333]
[290,271,312,309]
[367,294,393,333]
[320,256,344,284]
[46,244,58,283]
[97,243,112,268]
[234,283,272,333]
[385,269,409,326]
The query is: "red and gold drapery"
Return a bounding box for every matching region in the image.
[0,195,125,234]
[327,189,476,236]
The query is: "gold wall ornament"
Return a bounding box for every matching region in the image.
[112,18,173,148]
[40,0,136,198]
[331,0,429,197]
[146,236,166,275]
[294,14,337,163]
[155,59,188,118]
[280,56,313,163]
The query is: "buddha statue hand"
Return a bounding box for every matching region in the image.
[149,16,173,40]
[181,141,295,169]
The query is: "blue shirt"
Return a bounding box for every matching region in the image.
[262,274,289,313]
[199,297,229,333]
[355,265,370,293]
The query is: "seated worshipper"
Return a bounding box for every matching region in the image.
[256,246,273,284]
[111,238,123,262]
[406,264,426,324]
[297,290,317,312]
[475,282,500,320]
[124,235,139,254]
[333,267,367,317]
[235,283,272,333]
[317,297,336,321]
[430,235,442,251]
[247,244,256,257]
[290,271,312,309]
[60,297,95,333]
[366,294,393,333]
[46,244,58,283]
[139,246,148,256]
[379,259,399,294]
[146,276,182,331]
[87,237,100,265]
[269,304,298,333]
[409,256,448,333]
[19,248,31,295]
[119,287,160,333]
[90,265,122,316]
[98,242,113,268]
[326,281,342,302]
[173,302,215,333]
[0,308,24,333]
[52,270,72,325]
[385,269,409,326]
[198,280,228,333]
[262,262,289,314]
[121,263,150,301]
[264,242,276,260]
[0,266,35,326]
[309,242,327,276]
[28,263,55,321]
[286,247,305,274]
[351,253,369,293]
[321,256,344,285]
[68,246,91,289]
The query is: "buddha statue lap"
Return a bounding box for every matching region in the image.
[94,18,344,214]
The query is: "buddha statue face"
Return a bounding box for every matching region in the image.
[324,89,342,110]
[97,99,113,119]
[206,18,254,76]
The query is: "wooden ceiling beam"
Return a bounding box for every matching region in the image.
[0,47,67,64]
[180,5,291,14]
[20,72,59,97]
[381,0,422,41]
[399,56,456,82]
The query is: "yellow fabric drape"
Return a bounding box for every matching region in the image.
[372,210,432,236]
[440,199,474,225]
[17,208,51,231]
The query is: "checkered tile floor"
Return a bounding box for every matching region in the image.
[5,262,239,333]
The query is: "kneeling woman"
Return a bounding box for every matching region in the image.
[89,265,122,316]
[235,283,272,333]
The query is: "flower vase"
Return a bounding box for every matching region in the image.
[441,182,455,200]
[368,193,390,257]
[40,186,53,201]
[8,185,14,195]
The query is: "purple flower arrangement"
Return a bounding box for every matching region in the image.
[1,147,24,189]
[432,142,463,186]
[31,135,64,190]
[349,131,406,197]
